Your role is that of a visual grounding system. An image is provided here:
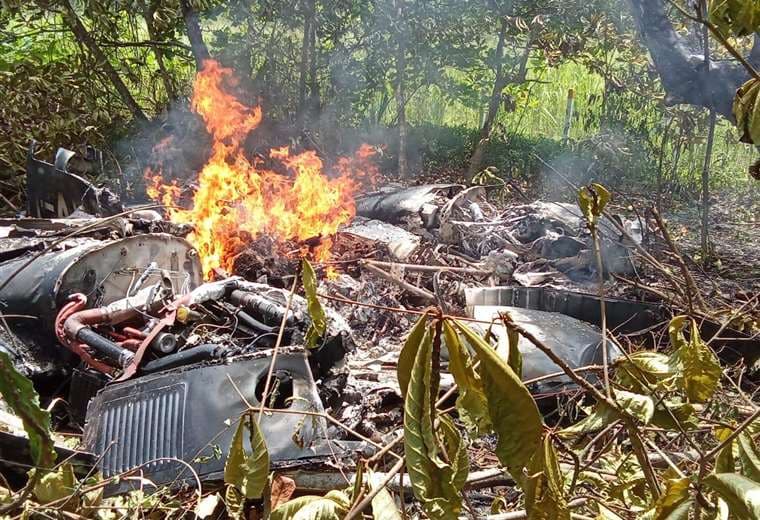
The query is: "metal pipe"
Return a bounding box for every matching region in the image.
[140,344,220,374]
[77,328,134,367]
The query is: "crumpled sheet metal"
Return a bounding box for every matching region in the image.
[83,349,354,495]
[355,184,462,223]
[468,305,622,386]
[341,218,421,261]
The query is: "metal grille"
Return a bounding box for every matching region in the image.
[98,383,186,477]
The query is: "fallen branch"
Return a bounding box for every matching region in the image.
[361,262,436,302]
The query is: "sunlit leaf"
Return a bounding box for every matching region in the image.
[650,477,690,519]
[453,320,542,475]
[270,490,350,520]
[614,351,676,393]
[194,493,220,519]
[302,259,327,348]
[704,473,760,520]
[33,463,78,509]
[369,469,403,520]
[224,413,270,499]
[667,316,721,403]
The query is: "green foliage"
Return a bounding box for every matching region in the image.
[738,433,760,482]
[302,259,327,348]
[224,412,270,500]
[0,351,56,471]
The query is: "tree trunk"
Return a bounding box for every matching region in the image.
[308,12,320,122]
[139,0,176,100]
[701,109,716,254]
[296,1,313,129]
[179,0,210,70]
[60,0,147,121]
[395,33,408,179]
[466,18,511,181]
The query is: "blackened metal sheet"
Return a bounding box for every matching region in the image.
[83,351,340,495]
[355,184,462,222]
[465,286,666,334]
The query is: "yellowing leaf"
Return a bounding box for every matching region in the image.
[404,319,463,519]
[442,320,491,434]
[302,259,327,348]
[453,319,542,475]
[651,477,690,519]
[667,316,721,403]
[704,473,760,520]
[33,463,77,509]
[614,351,676,393]
[270,490,350,520]
[524,435,570,520]
[224,413,270,499]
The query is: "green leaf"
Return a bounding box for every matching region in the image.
[615,390,655,424]
[369,469,403,520]
[302,259,327,349]
[397,314,429,399]
[224,413,270,499]
[403,318,463,519]
[33,463,77,509]
[738,433,760,483]
[453,319,542,475]
[270,490,350,520]
[524,435,570,520]
[667,316,721,403]
[561,390,652,437]
[442,320,491,435]
[0,351,56,470]
[614,351,676,393]
[704,473,760,520]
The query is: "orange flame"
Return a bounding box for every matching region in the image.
[146,60,377,277]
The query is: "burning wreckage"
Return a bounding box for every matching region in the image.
[1,61,756,508]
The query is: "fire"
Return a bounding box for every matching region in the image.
[146,60,377,277]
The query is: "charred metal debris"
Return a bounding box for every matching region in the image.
[0,143,757,499]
